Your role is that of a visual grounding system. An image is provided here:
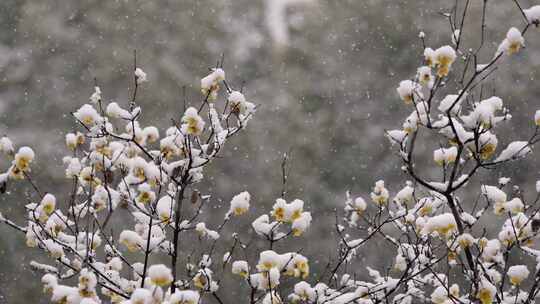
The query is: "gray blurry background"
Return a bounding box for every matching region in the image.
[0,0,539,303]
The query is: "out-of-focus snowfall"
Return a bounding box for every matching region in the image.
[0,0,538,302]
